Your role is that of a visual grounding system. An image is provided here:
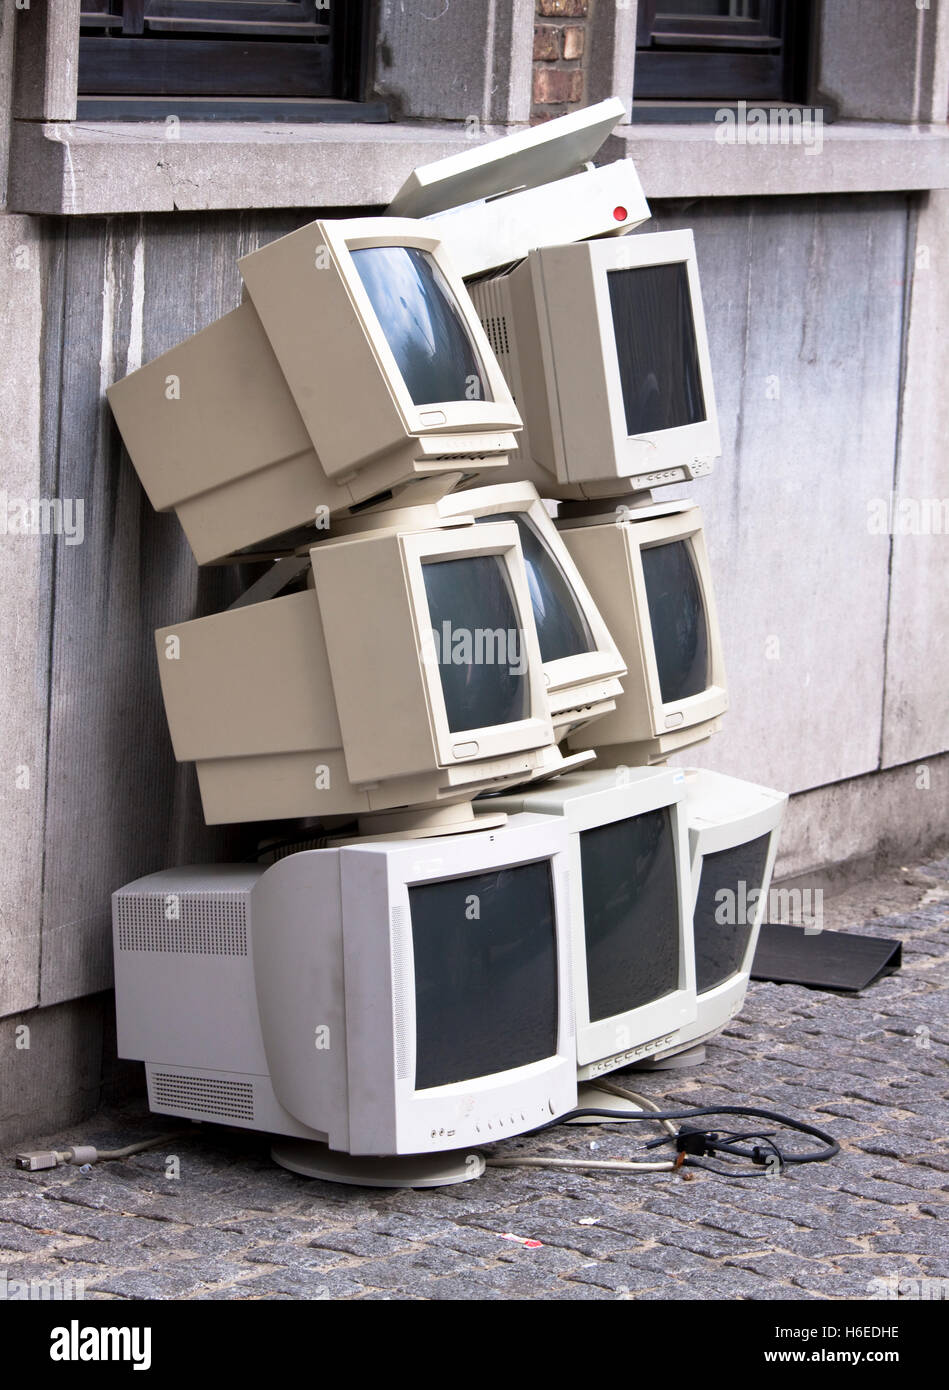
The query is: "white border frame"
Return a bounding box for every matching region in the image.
[536,228,721,486]
[494,768,698,1077]
[319,217,520,438]
[670,770,787,1053]
[400,521,552,767]
[341,816,577,1155]
[624,505,728,738]
[439,482,627,701]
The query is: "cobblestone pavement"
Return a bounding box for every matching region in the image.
[2,857,947,1302]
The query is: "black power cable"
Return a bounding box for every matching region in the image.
[531,1102,839,1175]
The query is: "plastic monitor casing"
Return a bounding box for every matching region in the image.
[107,218,520,565]
[388,97,629,218]
[650,768,787,1061]
[490,768,697,1078]
[155,520,556,823]
[423,161,650,280]
[559,502,727,765]
[112,817,578,1156]
[437,482,626,736]
[467,229,720,500]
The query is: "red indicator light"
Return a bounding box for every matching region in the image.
[613,206,628,222]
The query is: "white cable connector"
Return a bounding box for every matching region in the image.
[15,1132,188,1172]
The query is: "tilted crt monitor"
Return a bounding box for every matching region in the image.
[650,768,787,1063]
[438,482,626,737]
[559,502,727,765]
[155,519,563,825]
[107,217,521,564]
[491,767,697,1078]
[111,816,578,1165]
[467,229,720,500]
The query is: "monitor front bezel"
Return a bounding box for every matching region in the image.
[536,229,721,487]
[438,482,627,698]
[319,218,521,440]
[340,816,577,1155]
[624,506,728,738]
[687,774,787,985]
[402,521,554,768]
[493,768,698,1073]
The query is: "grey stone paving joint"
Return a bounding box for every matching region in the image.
[1,860,947,1301]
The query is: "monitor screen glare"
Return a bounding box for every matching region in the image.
[423,555,530,733]
[410,860,559,1089]
[607,262,706,437]
[692,833,773,993]
[477,512,596,664]
[641,540,710,704]
[350,246,493,406]
[579,808,680,1022]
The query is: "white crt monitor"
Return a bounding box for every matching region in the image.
[111,816,578,1158]
[155,519,558,824]
[490,767,697,1078]
[652,768,787,1062]
[438,482,626,736]
[468,229,720,500]
[560,501,727,765]
[108,217,521,564]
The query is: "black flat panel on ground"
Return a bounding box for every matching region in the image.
[751,924,902,993]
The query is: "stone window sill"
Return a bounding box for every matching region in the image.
[8,117,949,216]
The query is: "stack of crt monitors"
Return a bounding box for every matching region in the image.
[107,102,786,1186]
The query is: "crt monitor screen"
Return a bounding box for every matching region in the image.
[423,555,530,733]
[350,246,493,407]
[579,808,680,1022]
[607,263,706,437]
[693,832,772,994]
[476,512,596,664]
[641,539,709,704]
[410,860,559,1089]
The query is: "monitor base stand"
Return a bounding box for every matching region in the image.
[566,1081,645,1124]
[272,1139,484,1188]
[628,1043,707,1071]
[328,800,507,844]
[555,494,695,530]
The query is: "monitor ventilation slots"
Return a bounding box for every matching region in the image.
[107,99,787,1188]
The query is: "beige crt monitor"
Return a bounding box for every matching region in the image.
[437,482,626,737]
[155,519,561,828]
[560,501,727,765]
[467,229,720,501]
[108,217,520,565]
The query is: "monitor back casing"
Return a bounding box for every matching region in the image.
[112,817,578,1155]
[467,229,720,500]
[491,768,698,1078]
[560,502,727,765]
[107,218,521,565]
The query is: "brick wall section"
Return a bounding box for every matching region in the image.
[532,0,592,123]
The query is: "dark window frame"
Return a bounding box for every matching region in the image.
[77,1,386,122]
[634,0,812,107]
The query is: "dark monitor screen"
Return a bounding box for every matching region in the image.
[641,539,709,704]
[476,512,596,664]
[693,833,772,994]
[579,808,680,1023]
[423,555,530,733]
[607,262,706,437]
[410,859,559,1089]
[350,246,493,407]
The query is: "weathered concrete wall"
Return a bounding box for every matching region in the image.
[649,195,944,802]
[1,190,946,1143]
